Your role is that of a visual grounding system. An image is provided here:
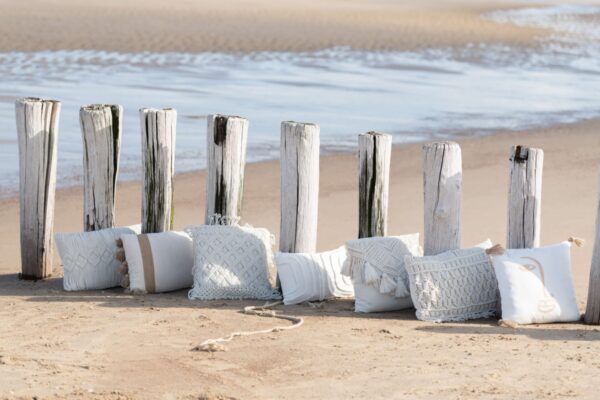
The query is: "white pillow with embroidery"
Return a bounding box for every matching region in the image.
[55,225,140,291]
[491,241,580,324]
[276,246,354,305]
[186,225,281,300]
[120,231,193,293]
[404,241,498,322]
[342,234,422,313]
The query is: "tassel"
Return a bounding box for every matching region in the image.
[118,261,128,275]
[568,237,584,248]
[485,244,505,256]
[394,277,410,298]
[120,273,130,289]
[363,262,381,286]
[116,249,126,262]
[379,273,397,294]
[115,238,123,248]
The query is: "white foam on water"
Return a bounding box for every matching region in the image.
[0,4,599,197]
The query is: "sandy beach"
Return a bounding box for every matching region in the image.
[2,0,600,399]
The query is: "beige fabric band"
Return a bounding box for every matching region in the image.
[138,234,156,293]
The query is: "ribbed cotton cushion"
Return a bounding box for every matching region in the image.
[404,244,498,322]
[186,225,281,300]
[276,246,354,305]
[56,225,140,291]
[491,242,580,324]
[342,234,422,313]
[121,231,193,293]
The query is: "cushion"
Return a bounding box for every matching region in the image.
[186,225,281,300]
[276,246,354,305]
[55,225,140,291]
[404,242,498,322]
[120,231,193,293]
[342,233,422,313]
[491,241,580,324]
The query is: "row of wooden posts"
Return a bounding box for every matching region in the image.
[13,97,600,324]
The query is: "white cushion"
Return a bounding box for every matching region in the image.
[56,225,140,291]
[404,244,498,322]
[276,246,354,305]
[342,233,422,313]
[491,242,580,324]
[186,225,281,300]
[121,231,193,293]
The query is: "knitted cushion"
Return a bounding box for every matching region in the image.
[121,231,193,293]
[404,244,497,322]
[187,225,281,300]
[342,234,422,312]
[491,242,580,324]
[55,225,140,291]
[276,246,354,305]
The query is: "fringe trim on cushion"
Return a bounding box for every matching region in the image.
[568,237,584,247]
[342,254,410,298]
[416,309,496,323]
[207,213,241,226]
[115,239,130,289]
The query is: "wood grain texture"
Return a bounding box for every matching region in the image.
[586,168,600,324]
[205,114,248,225]
[140,108,176,233]
[423,141,462,256]
[507,145,543,249]
[280,121,320,253]
[358,132,391,238]
[80,104,122,231]
[15,97,61,279]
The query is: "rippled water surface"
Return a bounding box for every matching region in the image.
[0,4,599,197]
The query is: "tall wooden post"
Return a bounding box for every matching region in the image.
[80,104,122,231]
[423,141,462,256]
[205,114,248,225]
[358,132,391,238]
[140,108,176,233]
[507,145,543,249]
[280,121,319,253]
[585,168,600,324]
[15,97,61,279]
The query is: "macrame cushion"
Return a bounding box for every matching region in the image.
[121,231,193,293]
[342,234,422,313]
[404,244,498,322]
[55,225,141,291]
[276,246,354,305]
[186,225,281,300]
[491,242,580,324]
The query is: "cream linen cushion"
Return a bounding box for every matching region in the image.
[491,241,580,324]
[186,225,281,300]
[120,231,193,293]
[276,246,354,305]
[56,225,140,291]
[342,234,422,313]
[404,241,498,322]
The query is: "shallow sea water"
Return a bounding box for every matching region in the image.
[0,4,599,197]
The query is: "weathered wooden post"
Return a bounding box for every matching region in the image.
[358,132,391,238]
[280,121,320,253]
[585,168,600,324]
[423,141,462,255]
[507,145,543,249]
[140,108,176,233]
[80,104,122,231]
[15,97,61,279]
[205,114,248,225]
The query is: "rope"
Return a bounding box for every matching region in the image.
[191,301,304,352]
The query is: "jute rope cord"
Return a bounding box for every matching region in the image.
[192,301,304,352]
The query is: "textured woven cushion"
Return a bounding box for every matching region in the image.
[404,243,498,322]
[342,233,422,313]
[121,231,193,293]
[56,225,140,291]
[276,246,354,305]
[491,242,580,324]
[187,225,281,300]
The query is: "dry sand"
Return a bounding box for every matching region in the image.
[2,120,600,399]
[2,0,600,398]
